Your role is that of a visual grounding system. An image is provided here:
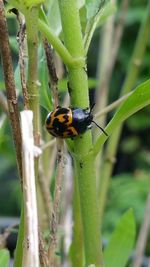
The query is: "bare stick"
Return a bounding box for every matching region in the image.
[133,193,150,267]
[39,230,49,267]
[21,110,39,267]
[48,138,64,265]
[43,39,59,108]
[43,38,64,266]
[0,91,8,114]
[0,0,22,181]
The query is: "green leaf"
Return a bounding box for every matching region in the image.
[84,1,116,54]
[85,0,104,19]
[47,0,62,36]
[0,249,10,267]
[39,6,49,25]
[93,79,150,155]
[104,209,136,267]
[108,79,150,130]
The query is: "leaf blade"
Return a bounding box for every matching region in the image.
[0,249,10,267]
[93,79,150,155]
[104,209,136,267]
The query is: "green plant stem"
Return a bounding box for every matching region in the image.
[58,1,104,266]
[38,19,84,68]
[25,6,45,228]
[70,173,84,267]
[38,19,73,66]
[97,0,150,222]
[25,7,40,145]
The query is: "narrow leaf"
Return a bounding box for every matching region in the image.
[86,0,104,19]
[104,209,136,267]
[0,249,10,267]
[84,2,116,54]
[93,79,150,155]
[109,79,150,127]
[47,0,62,36]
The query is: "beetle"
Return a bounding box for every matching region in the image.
[45,106,107,138]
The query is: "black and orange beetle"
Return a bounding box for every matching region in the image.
[45,106,107,138]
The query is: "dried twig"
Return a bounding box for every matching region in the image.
[0,91,8,114]
[48,139,64,265]
[133,193,150,267]
[0,0,22,181]
[21,110,39,267]
[39,230,49,267]
[43,39,59,108]
[44,38,64,266]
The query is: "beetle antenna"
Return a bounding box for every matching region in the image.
[90,103,96,114]
[92,120,108,136]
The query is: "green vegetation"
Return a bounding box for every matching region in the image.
[0,1,150,267]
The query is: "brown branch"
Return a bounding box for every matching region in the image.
[43,39,59,108]
[0,0,22,182]
[48,139,64,266]
[0,91,8,114]
[39,230,49,267]
[43,39,64,266]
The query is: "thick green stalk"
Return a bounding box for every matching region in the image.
[70,173,83,267]
[25,7,40,145]
[25,6,46,228]
[98,0,150,222]
[58,1,104,266]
